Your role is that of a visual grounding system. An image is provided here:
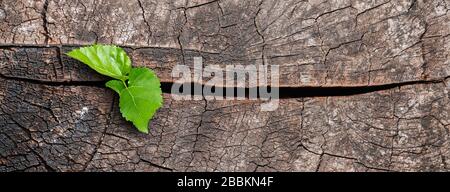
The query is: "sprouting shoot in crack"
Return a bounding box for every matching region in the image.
[67,44,163,134]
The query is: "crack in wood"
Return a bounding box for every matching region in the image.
[1,72,448,99]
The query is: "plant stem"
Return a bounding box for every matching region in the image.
[122,80,128,89]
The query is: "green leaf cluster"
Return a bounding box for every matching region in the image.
[67,45,163,133]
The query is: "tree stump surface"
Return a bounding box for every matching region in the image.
[0,0,449,171]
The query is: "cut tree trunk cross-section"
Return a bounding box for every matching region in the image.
[0,0,449,171]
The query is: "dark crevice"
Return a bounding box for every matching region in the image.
[1,73,448,99]
[163,78,449,99]
[81,95,116,171]
[30,149,57,172]
[56,46,65,80]
[0,73,106,88]
[408,0,418,12]
[0,44,222,55]
[177,8,188,66]
[0,44,63,49]
[254,0,266,65]
[137,0,152,45]
[140,158,173,171]
[41,0,51,44]
[175,0,219,10]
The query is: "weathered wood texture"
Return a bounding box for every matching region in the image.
[0,0,449,171]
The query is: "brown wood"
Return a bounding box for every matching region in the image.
[0,0,449,171]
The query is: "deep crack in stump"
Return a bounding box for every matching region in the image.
[0,0,449,172]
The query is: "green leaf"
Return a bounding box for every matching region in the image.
[67,45,163,134]
[106,80,126,94]
[118,68,163,133]
[66,44,131,81]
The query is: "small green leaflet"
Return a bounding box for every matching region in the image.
[67,45,163,133]
[107,68,163,133]
[67,44,131,81]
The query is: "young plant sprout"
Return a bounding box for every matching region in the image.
[67,45,163,133]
